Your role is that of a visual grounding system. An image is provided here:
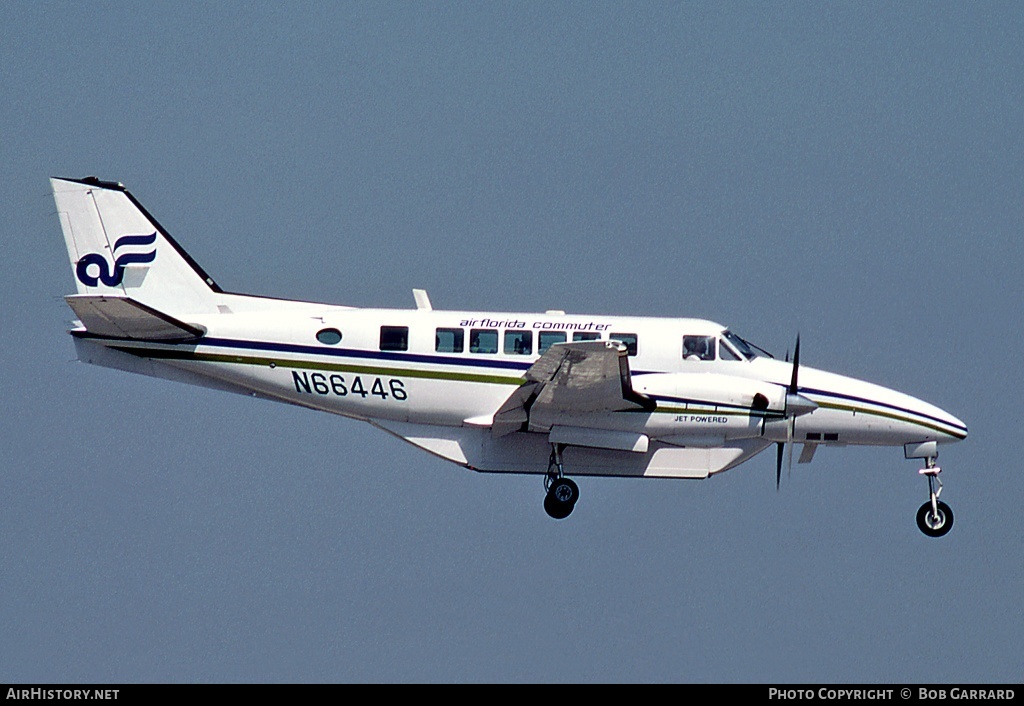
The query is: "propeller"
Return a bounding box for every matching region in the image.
[775,334,817,489]
[776,442,784,490]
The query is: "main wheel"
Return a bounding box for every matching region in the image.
[544,492,574,519]
[544,478,579,520]
[550,478,579,505]
[916,500,954,537]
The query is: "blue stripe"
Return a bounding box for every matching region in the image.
[799,385,967,435]
[647,393,779,416]
[200,336,535,372]
[85,332,968,436]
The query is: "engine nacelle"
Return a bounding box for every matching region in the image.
[634,371,785,443]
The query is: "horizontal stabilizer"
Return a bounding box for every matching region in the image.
[65,295,205,341]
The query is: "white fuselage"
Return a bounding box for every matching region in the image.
[72,298,967,479]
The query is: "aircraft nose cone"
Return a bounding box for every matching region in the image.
[798,366,968,443]
[941,409,968,441]
[908,396,968,442]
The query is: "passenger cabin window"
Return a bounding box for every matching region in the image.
[379,326,409,352]
[683,335,715,361]
[573,332,601,342]
[539,331,567,354]
[610,333,638,356]
[316,328,342,345]
[470,328,498,354]
[435,327,464,353]
[504,330,533,355]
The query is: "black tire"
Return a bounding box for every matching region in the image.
[544,491,574,520]
[916,500,954,537]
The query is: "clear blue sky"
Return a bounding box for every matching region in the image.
[2,2,1022,682]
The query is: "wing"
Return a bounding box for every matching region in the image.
[487,340,654,437]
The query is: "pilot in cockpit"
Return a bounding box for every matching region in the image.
[684,335,714,361]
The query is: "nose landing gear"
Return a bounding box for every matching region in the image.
[543,444,579,520]
[916,458,954,538]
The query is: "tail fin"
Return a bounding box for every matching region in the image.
[51,177,222,317]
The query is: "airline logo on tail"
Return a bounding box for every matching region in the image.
[75,232,157,287]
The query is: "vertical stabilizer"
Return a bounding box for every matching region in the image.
[51,177,221,317]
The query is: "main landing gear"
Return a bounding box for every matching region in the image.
[916,456,954,538]
[543,444,579,520]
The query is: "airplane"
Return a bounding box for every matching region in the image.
[50,176,968,536]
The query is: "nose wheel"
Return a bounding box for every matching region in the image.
[916,459,954,537]
[543,444,579,520]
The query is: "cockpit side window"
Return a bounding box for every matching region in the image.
[719,339,741,361]
[724,331,757,360]
[683,335,716,361]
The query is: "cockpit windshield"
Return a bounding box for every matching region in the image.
[722,330,773,361]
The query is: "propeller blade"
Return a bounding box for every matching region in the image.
[789,334,801,395]
[787,416,795,475]
[782,333,802,482]
[777,333,804,489]
[776,442,783,490]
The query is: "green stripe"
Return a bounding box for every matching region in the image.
[112,343,966,438]
[114,346,525,386]
[653,404,781,420]
[655,401,964,438]
[815,400,966,439]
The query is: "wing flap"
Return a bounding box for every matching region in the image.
[527,340,652,414]
[487,383,537,437]
[482,340,654,439]
[65,294,205,341]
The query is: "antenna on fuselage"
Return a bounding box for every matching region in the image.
[413,289,432,310]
